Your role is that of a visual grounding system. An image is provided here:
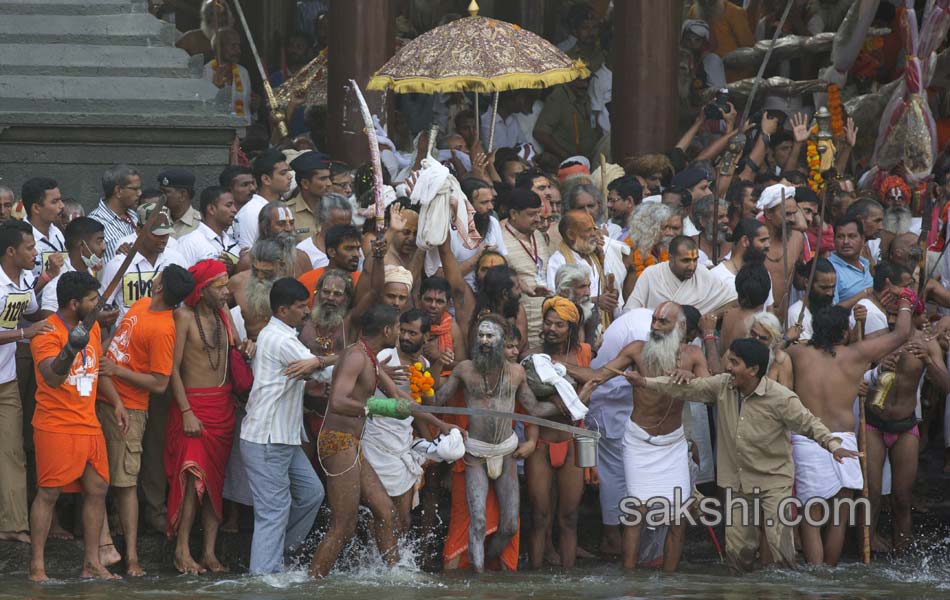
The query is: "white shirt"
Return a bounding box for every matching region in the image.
[786,300,858,341]
[709,260,775,307]
[856,298,888,335]
[546,247,602,297]
[40,257,77,313]
[296,237,329,270]
[241,317,314,445]
[682,215,701,237]
[233,194,269,250]
[479,111,528,151]
[26,219,66,277]
[425,215,508,290]
[101,247,188,319]
[177,222,239,267]
[0,267,38,383]
[589,65,612,134]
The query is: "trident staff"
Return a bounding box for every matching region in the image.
[231,0,289,138]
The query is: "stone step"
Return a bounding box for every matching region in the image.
[0,13,176,45]
[0,0,147,15]
[0,44,202,78]
[0,74,233,116]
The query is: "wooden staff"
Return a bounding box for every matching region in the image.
[780,187,790,319]
[856,319,871,565]
[82,196,168,329]
[231,0,288,137]
[916,181,934,298]
[599,153,608,227]
[487,91,500,152]
[350,79,386,239]
[797,173,831,327]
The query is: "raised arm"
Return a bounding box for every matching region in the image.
[850,296,913,364]
[350,238,386,324]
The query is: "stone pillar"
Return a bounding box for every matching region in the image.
[327,0,394,165]
[612,0,680,159]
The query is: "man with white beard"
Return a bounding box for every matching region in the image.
[580,302,709,572]
[554,263,599,349]
[234,201,311,277]
[227,239,285,342]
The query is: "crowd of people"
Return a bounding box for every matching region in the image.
[3,0,950,585]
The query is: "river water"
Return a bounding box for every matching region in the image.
[4,533,949,600]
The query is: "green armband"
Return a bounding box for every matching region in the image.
[366,397,413,419]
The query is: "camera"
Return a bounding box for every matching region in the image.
[704,88,730,121]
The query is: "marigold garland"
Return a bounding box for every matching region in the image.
[408,362,434,404]
[806,125,823,193]
[827,84,844,138]
[625,244,669,277]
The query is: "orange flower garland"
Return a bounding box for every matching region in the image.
[408,362,434,404]
[210,59,245,117]
[806,124,823,193]
[626,244,669,277]
[827,84,844,138]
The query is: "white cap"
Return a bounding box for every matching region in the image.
[756,183,796,212]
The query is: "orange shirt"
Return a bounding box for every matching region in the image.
[689,2,755,80]
[106,297,176,410]
[31,317,102,435]
[298,268,361,308]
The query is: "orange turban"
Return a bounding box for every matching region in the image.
[542,296,580,324]
[185,259,227,307]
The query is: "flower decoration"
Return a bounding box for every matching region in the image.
[827,84,844,138]
[807,125,823,193]
[626,245,669,277]
[408,362,435,404]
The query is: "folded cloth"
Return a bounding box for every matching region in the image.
[529,354,588,421]
[602,236,631,312]
[411,428,466,463]
[411,158,482,251]
[756,183,796,212]
[363,415,423,497]
[622,420,690,508]
[792,431,862,501]
[465,432,519,479]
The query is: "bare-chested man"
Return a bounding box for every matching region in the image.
[786,281,915,566]
[309,304,458,578]
[719,262,772,351]
[759,184,805,320]
[228,239,285,341]
[433,314,563,573]
[521,296,596,571]
[582,301,709,572]
[167,259,252,574]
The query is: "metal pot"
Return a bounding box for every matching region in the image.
[574,435,597,468]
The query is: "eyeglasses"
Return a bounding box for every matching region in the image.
[123,185,142,192]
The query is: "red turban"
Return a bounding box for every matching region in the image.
[184,259,227,307]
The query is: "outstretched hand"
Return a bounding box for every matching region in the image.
[790,112,810,143]
[832,447,862,463]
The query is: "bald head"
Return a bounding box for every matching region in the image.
[651,301,685,337]
[559,209,597,255]
[888,232,920,269]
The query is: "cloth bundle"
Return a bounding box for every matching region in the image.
[524,354,588,421]
[411,158,482,251]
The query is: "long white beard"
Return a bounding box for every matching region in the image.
[311,302,346,329]
[245,276,274,321]
[641,329,683,376]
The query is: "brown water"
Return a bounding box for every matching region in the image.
[4,534,950,600]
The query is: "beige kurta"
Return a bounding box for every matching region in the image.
[624,261,737,314]
[500,220,548,344]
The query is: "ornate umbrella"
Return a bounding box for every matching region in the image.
[367,0,589,150]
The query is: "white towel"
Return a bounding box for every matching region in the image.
[410,428,466,463]
[792,431,863,502]
[411,158,482,251]
[363,415,424,497]
[529,354,588,421]
[622,420,690,509]
[602,236,631,314]
[465,432,519,479]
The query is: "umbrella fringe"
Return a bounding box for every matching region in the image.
[367,62,590,94]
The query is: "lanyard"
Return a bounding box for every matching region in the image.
[213,234,238,254]
[55,313,86,367]
[504,222,541,269]
[38,236,65,252]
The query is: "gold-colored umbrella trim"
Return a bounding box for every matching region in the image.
[367,59,590,94]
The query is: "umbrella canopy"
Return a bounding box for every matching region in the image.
[367,8,589,94]
[273,49,328,108]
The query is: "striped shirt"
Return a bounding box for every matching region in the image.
[88,199,138,263]
[241,316,314,445]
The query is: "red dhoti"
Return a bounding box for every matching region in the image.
[164,385,234,537]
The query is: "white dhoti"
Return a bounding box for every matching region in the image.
[792,432,863,501]
[622,420,690,506]
[464,432,519,479]
[363,415,424,497]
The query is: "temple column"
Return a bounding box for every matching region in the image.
[327,0,395,165]
[612,0,680,159]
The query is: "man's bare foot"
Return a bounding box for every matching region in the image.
[544,547,562,566]
[80,562,120,580]
[175,550,207,575]
[99,544,121,566]
[576,545,596,559]
[871,531,892,553]
[0,531,30,543]
[48,523,75,541]
[126,560,146,577]
[200,556,228,573]
[28,562,49,582]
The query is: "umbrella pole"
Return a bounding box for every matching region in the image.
[474,93,480,148]
[488,91,499,152]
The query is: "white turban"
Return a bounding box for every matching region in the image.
[591,162,625,188]
[756,184,796,212]
[384,264,413,289]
